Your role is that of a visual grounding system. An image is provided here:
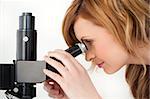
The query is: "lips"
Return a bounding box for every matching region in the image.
[97,62,104,68]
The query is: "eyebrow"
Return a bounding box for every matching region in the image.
[80,36,89,42]
[81,36,94,42]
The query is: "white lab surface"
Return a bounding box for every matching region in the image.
[0,0,133,99]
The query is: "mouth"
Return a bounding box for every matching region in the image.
[97,62,104,68]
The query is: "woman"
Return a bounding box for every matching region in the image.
[43,0,150,99]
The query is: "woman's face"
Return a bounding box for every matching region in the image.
[74,17,129,74]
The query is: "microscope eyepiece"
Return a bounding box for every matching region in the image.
[19,12,35,30]
[65,43,87,57]
[76,43,87,53]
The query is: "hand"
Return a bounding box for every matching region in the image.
[43,79,68,99]
[43,49,101,99]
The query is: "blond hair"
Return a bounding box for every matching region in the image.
[62,0,150,98]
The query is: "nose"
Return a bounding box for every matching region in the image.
[85,50,95,62]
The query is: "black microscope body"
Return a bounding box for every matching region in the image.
[0,13,86,99]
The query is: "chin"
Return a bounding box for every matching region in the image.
[103,64,124,74]
[104,70,116,74]
[103,67,118,74]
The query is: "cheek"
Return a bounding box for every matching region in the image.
[95,46,109,58]
[94,39,115,60]
[94,39,128,74]
[94,32,116,58]
[96,41,127,60]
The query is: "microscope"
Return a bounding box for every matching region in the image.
[0,12,87,99]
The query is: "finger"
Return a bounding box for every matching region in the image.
[44,81,55,89]
[47,50,77,71]
[43,81,64,98]
[59,88,65,97]
[48,91,64,99]
[49,89,60,95]
[43,85,52,92]
[44,80,60,91]
[55,49,84,70]
[43,82,54,92]
[46,88,64,98]
[48,90,59,98]
[45,79,55,83]
[53,82,61,90]
[53,83,65,97]
[44,55,69,77]
[44,80,54,86]
[44,83,60,94]
[46,79,57,85]
[43,69,64,86]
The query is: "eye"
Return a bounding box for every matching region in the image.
[83,39,92,45]
[81,39,93,50]
[84,40,91,43]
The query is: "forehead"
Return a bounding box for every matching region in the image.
[73,17,96,41]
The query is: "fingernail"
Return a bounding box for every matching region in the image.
[49,81,54,85]
[43,69,48,74]
[44,56,49,61]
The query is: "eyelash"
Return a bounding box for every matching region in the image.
[82,39,93,49]
[84,40,91,43]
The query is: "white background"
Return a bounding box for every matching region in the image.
[0,0,133,99]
